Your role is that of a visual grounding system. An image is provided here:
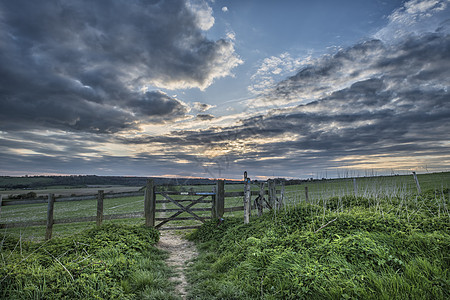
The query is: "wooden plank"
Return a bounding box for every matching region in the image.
[54,216,96,224]
[156,191,215,196]
[159,192,206,223]
[223,190,267,198]
[2,199,48,206]
[156,199,211,204]
[144,179,156,227]
[45,194,55,240]
[105,212,144,220]
[156,217,211,221]
[96,190,104,227]
[55,195,97,202]
[156,195,207,228]
[156,208,211,212]
[103,192,144,199]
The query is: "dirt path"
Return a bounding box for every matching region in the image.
[157,231,197,299]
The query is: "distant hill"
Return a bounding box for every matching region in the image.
[0,175,219,189]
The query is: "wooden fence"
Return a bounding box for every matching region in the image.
[0,177,284,239]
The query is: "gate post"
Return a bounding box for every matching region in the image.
[145,179,156,227]
[213,180,225,219]
[244,172,251,224]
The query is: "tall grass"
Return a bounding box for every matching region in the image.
[0,223,180,299]
[186,174,450,300]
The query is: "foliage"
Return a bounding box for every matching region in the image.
[187,190,450,299]
[0,223,179,299]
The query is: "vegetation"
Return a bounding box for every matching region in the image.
[187,189,449,299]
[0,175,221,190]
[0,224,180,299]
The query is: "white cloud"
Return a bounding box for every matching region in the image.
[222,6,228,12]
[187,0,215,31]
[375,0,450,41]
[248,52,312,95]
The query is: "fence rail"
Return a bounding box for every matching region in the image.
[0,177,285,239]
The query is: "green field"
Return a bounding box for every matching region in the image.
[1,172,448,240]
[0,172,449,298]
[186,177,450,299]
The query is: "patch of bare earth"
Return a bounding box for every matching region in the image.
[157,231,197,299]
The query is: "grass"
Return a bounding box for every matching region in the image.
[0,172,448,298]
[1,172,448,240]
[0,223,180,299]
[186,185,449,299]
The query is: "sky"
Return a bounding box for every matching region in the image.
[0,0,449,180]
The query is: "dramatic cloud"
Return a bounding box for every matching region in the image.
[128,28,450,177]
[0,0,241,133]
[249,52,308,95]
[1,0,449,178]
[375,0,450,41]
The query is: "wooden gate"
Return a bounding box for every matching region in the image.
[144,179,225,230]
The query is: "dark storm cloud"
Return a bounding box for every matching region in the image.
[196,114,215,121]
[0,0,240,133]
[126,91,188,121]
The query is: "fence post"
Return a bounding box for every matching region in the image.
[305,186,309,203]
[257,182,265,216]
[244,172,251,224]
[412,172,421,194]
[45,193,55,240]
[144,179,156,227]
[96,190,104,227]
[280,181,285,209]
[268,179,275,208]
[215,180,225,219]
[0,195,2,218]
[353,178,358,197]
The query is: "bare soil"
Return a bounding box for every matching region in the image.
[157,231,197,299]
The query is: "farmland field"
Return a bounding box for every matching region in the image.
[0,172,449,240]
[0,172,449,298]
[186,173,450,299]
